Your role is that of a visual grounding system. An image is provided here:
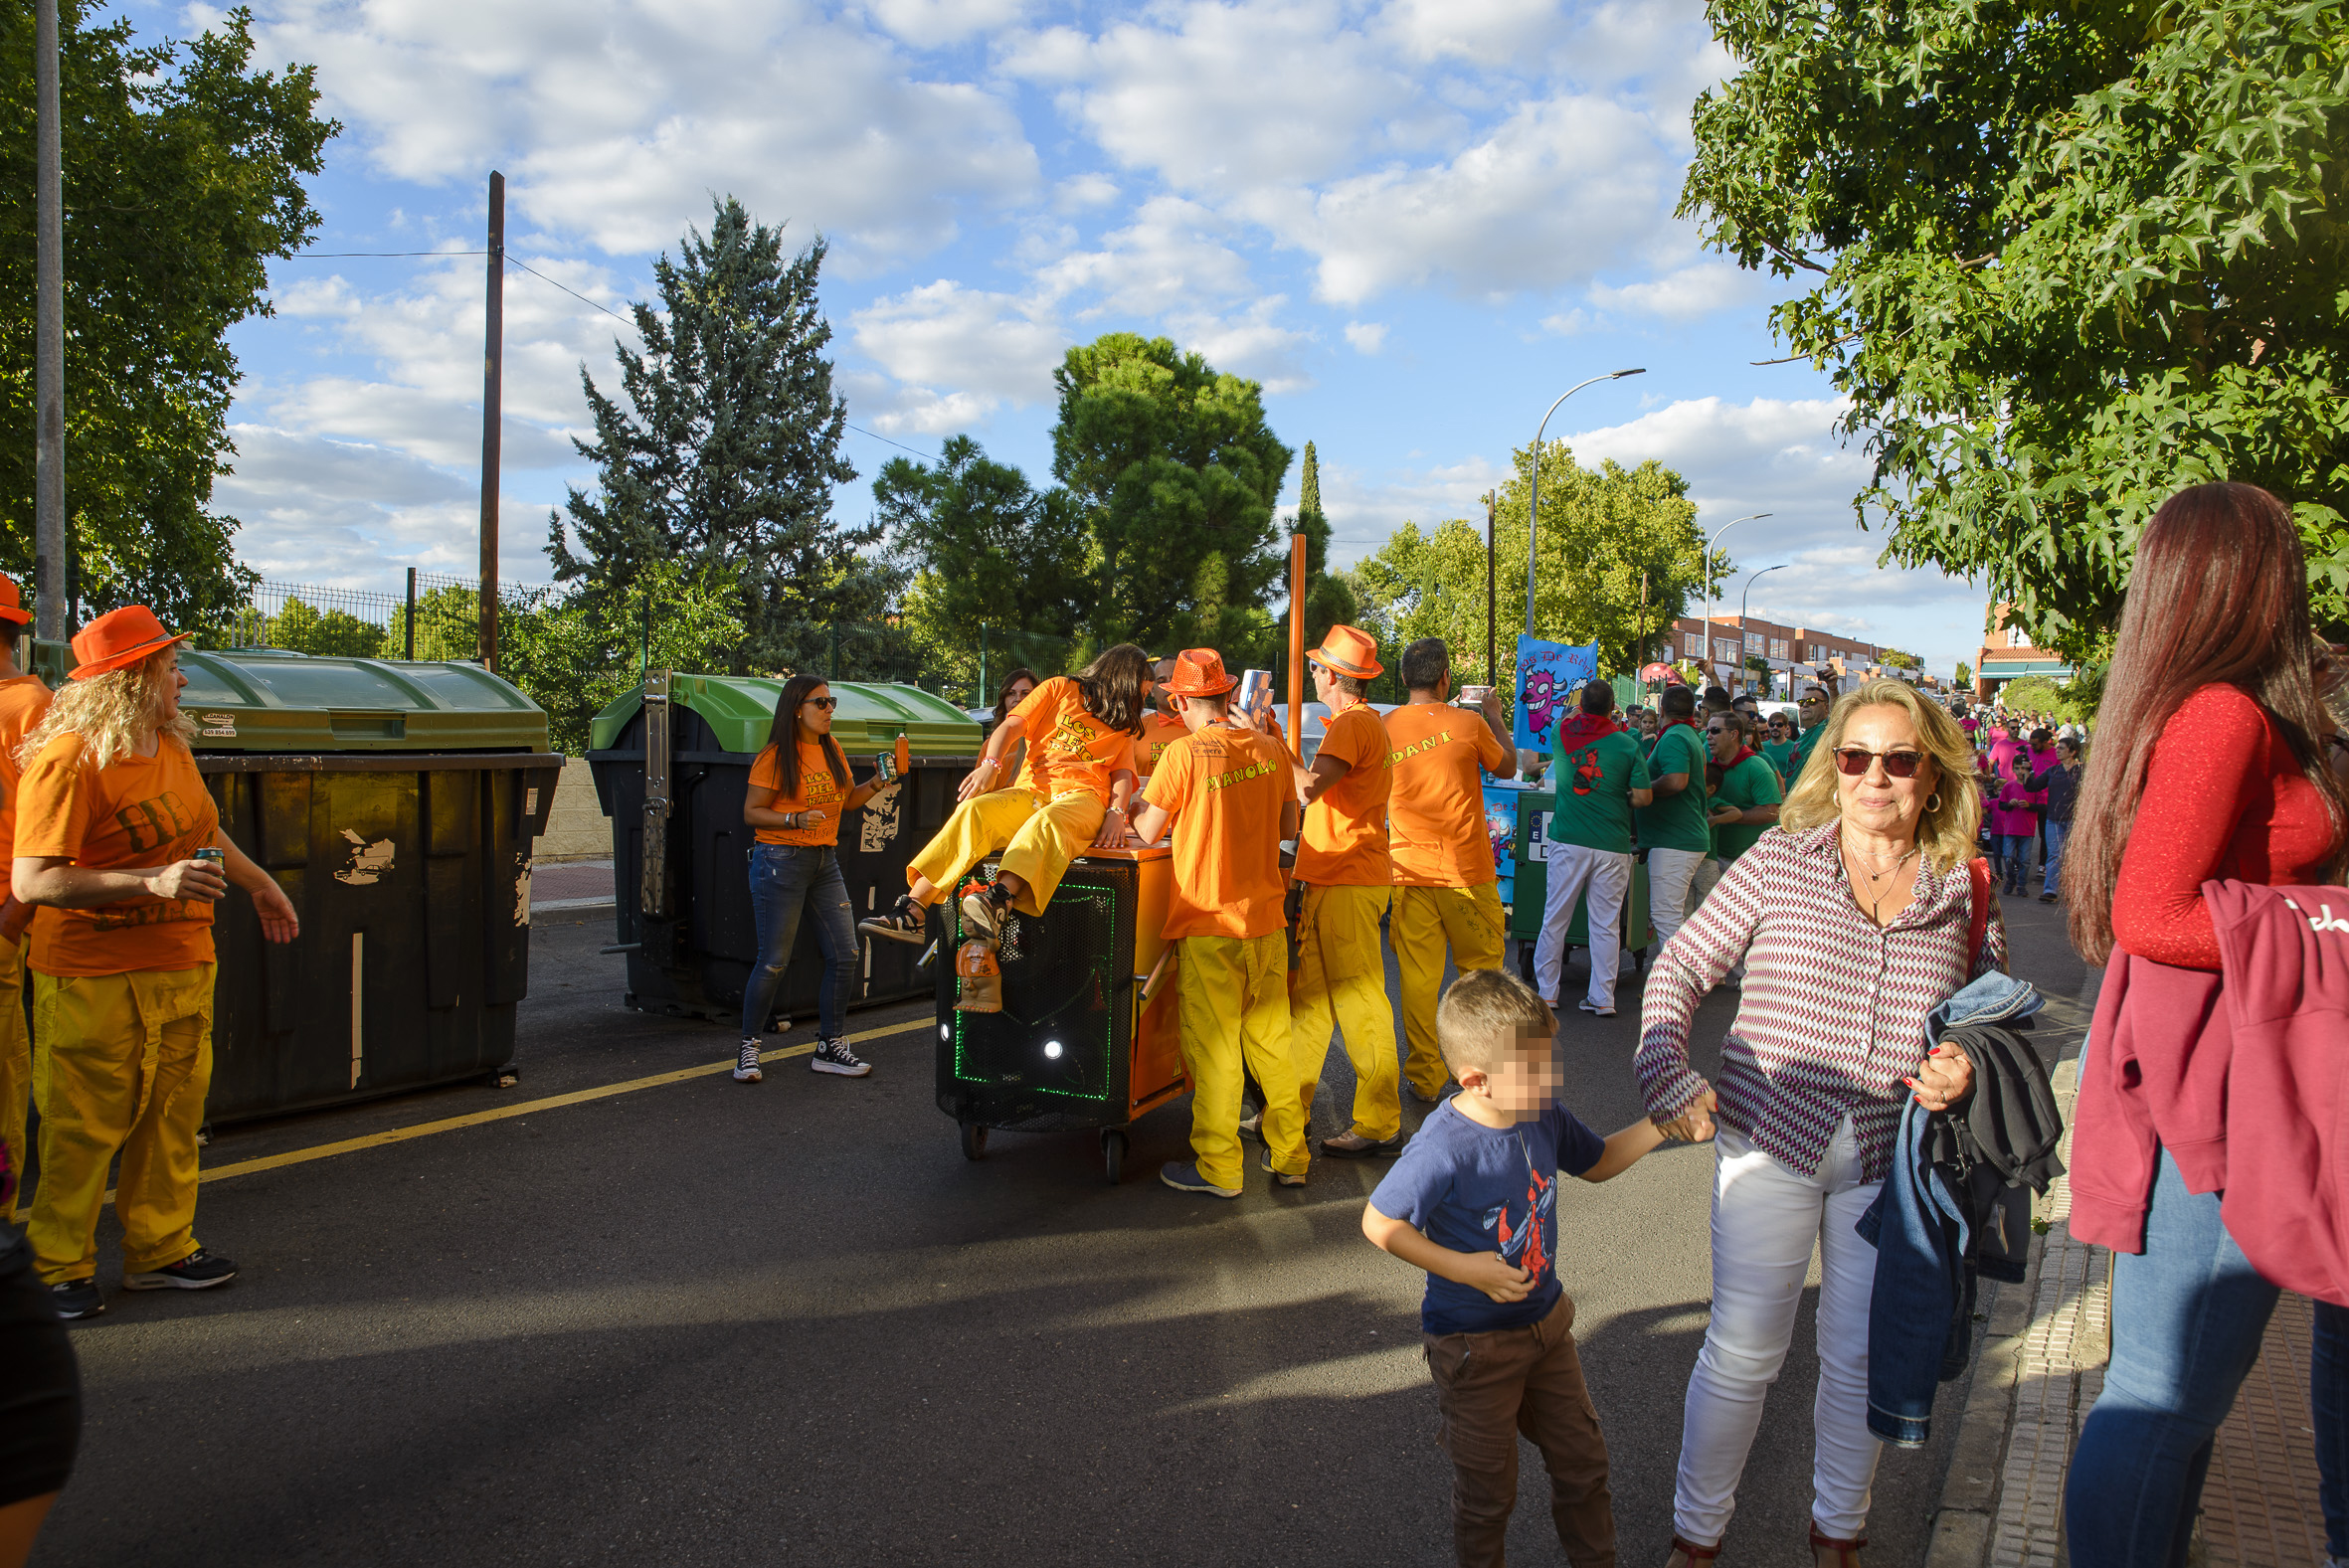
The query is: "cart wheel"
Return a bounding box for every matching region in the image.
[960,1122,989,1161]
[1101,1129,1128,1185]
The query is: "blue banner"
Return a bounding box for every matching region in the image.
[1513,636,1601,753]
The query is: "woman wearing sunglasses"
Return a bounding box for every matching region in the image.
[1638,679,1994,1566]
[734,674,903,1084]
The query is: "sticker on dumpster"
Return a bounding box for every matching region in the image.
[858,784,902,853]
[200,711,237,738]
[516,864,531,926]
[333,829,396,886]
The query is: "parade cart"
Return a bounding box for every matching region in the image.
[935,844,1188,1183]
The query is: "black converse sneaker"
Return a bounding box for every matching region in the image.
[732,1040,764,1082]
[811,1038,871,1077]
[857,895,929,947]
[960,882,1011,941]
[122,1247,238,1291]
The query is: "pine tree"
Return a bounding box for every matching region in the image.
[1291,440,1358,648]
[549,197,899,675]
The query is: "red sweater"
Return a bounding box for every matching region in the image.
[2071,684,2341,1252]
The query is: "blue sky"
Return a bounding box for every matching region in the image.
[129,0,1994,677]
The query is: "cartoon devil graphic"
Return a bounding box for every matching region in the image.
[1520,664,1563,746]
[1570,746,1604,795]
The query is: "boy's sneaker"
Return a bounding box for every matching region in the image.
[857,895,929,947]
[1159,1161,1240,1198]
[1259,1146,1306,1187]
[732,1041,763,1082]
[1321,1131,1403,1159]
[122,1248,237,1292]
[960,882,1011,942]
[811,1038,871,1077]
[48,1279,102,1319]
[1236,1111,1263,1142]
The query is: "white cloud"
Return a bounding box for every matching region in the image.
[1035,196,1257,317]
[1052,173,1122,212]
[861,0,1033,48]
[848,280,1065,431]
[1172,298,1314,393]
[1343,320,1387,354]
[1585,261,1759,321]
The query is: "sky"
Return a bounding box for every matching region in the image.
[129,0,1996,679]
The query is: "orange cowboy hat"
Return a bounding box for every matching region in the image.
[1162,647,1239,697]
[0,575,30,626]
[70,605,189,681]
[1306,623,1382,681]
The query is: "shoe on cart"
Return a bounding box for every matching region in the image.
[1237,1111,1263,1142]
[858,895,929,947]
[1259,1146,1306,1188]
[1321,1131,1403,1159]
[733,1041,764,1082]
[960,882,1011,942]
[1160,1161,1240,1198]
[48,1279,102,1319]
[811,1038,871,1078]
[122,1248,237,1292]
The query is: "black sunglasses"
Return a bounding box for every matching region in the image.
[803,696,837,710]
[1834,747,1926,779]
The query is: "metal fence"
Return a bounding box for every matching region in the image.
[212,571,525,663]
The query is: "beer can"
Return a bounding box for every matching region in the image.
[1237,669,1273,721]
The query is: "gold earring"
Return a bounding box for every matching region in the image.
[1926,790,1942,812]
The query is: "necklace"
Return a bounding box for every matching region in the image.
[1841,836,1918,925]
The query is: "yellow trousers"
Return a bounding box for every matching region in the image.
[1177,933,1303,1188]
[28,964,216,1286]
[1289,883,1400,1141]
[0,936,27,1225]
[1392,882,1507,1099]
[908,786,1106,917]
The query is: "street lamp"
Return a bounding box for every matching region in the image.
[1526,368,1645,637]
[1699,511,1770,678]
[1739,563,1788,696]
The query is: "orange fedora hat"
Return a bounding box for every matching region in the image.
[1307,623,1382,680]
[0,575,30,626]
[1163,647,1238,697]
[70,605,188,681]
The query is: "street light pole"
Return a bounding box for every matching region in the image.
[1738,563,1788,696]
[1699,511,1770,680]
[1526,368,1644,638]
[34,0,65,642]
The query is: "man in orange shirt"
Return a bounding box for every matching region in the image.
[1129,649,1302,1196]
[1265,624,1400,1158]
[0,575,49,1223]
[1131,655,1187,782]
[1383,637,1515,1105]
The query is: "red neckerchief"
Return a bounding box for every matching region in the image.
[1725,745,1757,769]
[1662,716,1702,735]
[1554,712,1623,747]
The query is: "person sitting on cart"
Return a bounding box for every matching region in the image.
[1132,655,1186,783]
[1126,649,1303,1198]
[860,644,1154,947]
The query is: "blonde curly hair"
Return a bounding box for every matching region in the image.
[1779,677,1983,875]
[19,643,197,772]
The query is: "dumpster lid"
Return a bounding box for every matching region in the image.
[590,676,980,757]
[179,648,548,753]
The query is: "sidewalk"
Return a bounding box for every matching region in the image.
[532,858,615,912]
[1930,1053,2330,1566]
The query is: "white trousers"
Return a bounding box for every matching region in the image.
[1647,846,1708,954]
[1532,842,1631,1008]
[1674,1118,1884,1546]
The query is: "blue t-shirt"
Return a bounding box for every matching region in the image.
[1369,1098,1606,1335]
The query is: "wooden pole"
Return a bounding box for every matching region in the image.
[1484,492,1496,684]
[34,0,65,642]
[477,170,505,670]
[1286,532,1307,756]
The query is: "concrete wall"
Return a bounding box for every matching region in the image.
[537,757,613,863]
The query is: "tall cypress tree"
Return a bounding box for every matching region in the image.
[549,197,899,675]
[1291,440,1358,650]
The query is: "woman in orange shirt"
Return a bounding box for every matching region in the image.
[736,674,902,1085]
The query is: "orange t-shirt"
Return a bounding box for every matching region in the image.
[748,741,848,847]
[1292,702,1392,887]
[0,674,55,900]
[1143,725,1290,941]
[1012,676,1137,804]
[17,734,220,977]
[1132,710,1185,779]
[1385,702,1512,887]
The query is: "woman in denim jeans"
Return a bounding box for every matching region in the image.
[735,674,902,1084]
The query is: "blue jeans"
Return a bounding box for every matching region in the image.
[1997,833,2035,890]
[2066,1149,2349,1563]
[2042,819,2070,894]
[741,844,858,1042]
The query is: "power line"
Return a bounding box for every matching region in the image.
[507,256,633,326]
[286,250,489,258]
[847,425,936,459]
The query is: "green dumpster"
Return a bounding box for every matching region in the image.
[1507,791,1654,987]
[182,648,561,1123]
[586,675,981,1027]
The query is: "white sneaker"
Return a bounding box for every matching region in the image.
[733,1041,763,1082]
[1577,999,1617,1018]
[811,1038,871,1077]
[1237,1112,1263,1142]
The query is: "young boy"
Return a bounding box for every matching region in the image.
[1361,967,1664,1567]
[1127,648,1305,1196]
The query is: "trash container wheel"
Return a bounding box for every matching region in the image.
[1100,1128,1127,1185]
[960,1121,989,1161]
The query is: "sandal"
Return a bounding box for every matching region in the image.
[1665,1537,1720,1567]
[1809,1520,1867,1566]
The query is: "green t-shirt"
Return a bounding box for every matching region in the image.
[1762,739,1799,784]
[1635,723,1712,854]
[1545,728,1653,854]
[1713,753,1785,864]
[1787,724,1827,785]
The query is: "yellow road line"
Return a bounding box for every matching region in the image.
[181,1015,936,1190]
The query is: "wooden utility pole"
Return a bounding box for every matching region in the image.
[34,0,65,642]
[477,170,505,670]
[1286,534,1307,756]
[1483,492,1497,684]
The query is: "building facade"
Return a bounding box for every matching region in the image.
[1974,603,2075,703]
[1664,614,1888,697]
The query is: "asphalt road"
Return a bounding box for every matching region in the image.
[32,880,2095,1568]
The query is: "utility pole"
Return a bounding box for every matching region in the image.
[477,170,504,671]
[1483,492,1496,685]
[34,0,66,642]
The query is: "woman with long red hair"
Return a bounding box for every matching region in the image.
[2062,482,2349,1565]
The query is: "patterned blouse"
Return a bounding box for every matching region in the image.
[1634,821,2006,1182]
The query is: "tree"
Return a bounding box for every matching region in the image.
[0,2,334,627]
[1878,648,1921,670]
[550,197,898,676]
[1681,0,2349,654]
[1051,333,1292,653]
[874,436,1090,695]
[500,558,747,756]
[1999,674,2065,714]
[1292,440,1359,646]
[1353,441,1711,692]
[262,598,388,658]
[1955,660,1974,690]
